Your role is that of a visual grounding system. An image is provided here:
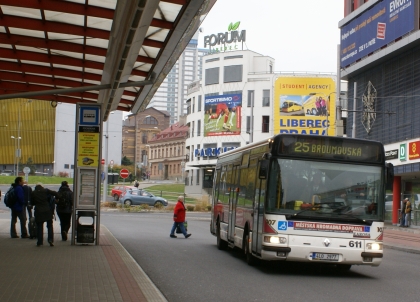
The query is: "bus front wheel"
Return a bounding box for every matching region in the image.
[217,221,227,250]
[244,234,256,266]
[337,264,352,271]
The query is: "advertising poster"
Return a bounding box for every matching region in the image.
[77,132,100,166]
[204,94,242,137]
[340,0,414,68]
[273,77,336,136]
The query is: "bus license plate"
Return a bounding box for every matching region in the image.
[312,253,339,261]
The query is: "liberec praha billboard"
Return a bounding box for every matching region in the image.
[273,77,336,136]
[340,0,414,68]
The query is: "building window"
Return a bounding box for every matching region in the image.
[198,95,202,112]
[71,165,74,169]
[205,67,219,85]
[192,97,195,113]
[191,121,195,138]
[142,132,147,144]
[224,65,243,83]
[262,116,269,133]
[246,116,251,133]
[247,90,254,107]
[197,120,201,136]
[196,170,200,185]
[262,90,270,107]
[144,116,158,125]
[64,164,69,169]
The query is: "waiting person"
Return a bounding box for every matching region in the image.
[405,198,412,227]
[31,183,59,246]
[169,196,191,239]
[56,181,73,241]
[10,177,29,239]
[399,198,408,227]
[22,181,33,219]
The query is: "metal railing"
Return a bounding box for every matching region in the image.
[385,209,420,226]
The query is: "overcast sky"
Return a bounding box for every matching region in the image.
[198,0,344,73]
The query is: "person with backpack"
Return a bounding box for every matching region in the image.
[9,177,30,239]
[31,183,59,247]
[56,181,73,241]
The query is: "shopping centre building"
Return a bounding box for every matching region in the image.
[184,48,340,195]
[340,0,420,223]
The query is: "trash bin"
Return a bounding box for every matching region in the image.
[108,173,119,184]
[76,211,95,243]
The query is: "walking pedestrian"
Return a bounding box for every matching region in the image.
[56,181,73,241]
[399,198,408,227]
[31,183,59,246]
[10,177,30,239]
[169,196,191,239]
[405,198,412,227]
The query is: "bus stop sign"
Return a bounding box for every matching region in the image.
[120,169,129,179]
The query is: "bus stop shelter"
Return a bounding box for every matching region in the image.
[0,0,216,120]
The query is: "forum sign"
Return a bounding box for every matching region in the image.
[203,22,246,53]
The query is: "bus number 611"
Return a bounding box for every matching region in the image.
[349,241,362,248]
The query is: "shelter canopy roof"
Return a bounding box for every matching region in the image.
[0,0,215,120]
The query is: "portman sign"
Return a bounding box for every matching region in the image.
[204,22,246,53]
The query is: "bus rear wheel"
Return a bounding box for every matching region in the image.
[244,234,256,266]
[217,221,227,250]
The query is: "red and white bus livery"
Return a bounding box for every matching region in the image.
[210,134,393,269]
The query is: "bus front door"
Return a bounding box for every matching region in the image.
[228,166,239,243]
[252,175,266,254]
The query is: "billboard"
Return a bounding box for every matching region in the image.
[273,77,336,136]
[204,94,242,136]
[340,0,414,68]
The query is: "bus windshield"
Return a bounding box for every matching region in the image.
[266,158,384,222]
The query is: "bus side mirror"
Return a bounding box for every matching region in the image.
[259,160,269,179]
[385,162,394,191]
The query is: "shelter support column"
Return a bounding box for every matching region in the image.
[392,176,401,225]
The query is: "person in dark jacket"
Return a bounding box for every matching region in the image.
[22,181,33,219]
[56,181,73,241]
[10,177,29,238]
[169,196,191,239]
[31,183,59,246]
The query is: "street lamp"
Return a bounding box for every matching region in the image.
[11,136,21,176]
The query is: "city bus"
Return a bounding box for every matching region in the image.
[210,134,393,269]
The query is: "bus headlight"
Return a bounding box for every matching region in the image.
[264,236,287,244]
[366,243,383,250]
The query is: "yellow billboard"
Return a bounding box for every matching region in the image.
[274,77,336,136]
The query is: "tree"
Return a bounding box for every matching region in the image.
[25,157,37,174]
[121,156,133,166]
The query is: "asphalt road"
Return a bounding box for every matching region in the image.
[101,211,420,302]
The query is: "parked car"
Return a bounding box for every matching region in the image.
[111,185,136,201]
[120,189,168,207]
[0,170,13,176]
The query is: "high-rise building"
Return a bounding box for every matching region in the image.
[147,31,209,124]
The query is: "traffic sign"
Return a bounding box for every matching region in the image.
[101,159,105,165]
[23,167,30,174]
[120,169,129,179]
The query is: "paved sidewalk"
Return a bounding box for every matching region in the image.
[384,223,420,254]
[0,218,167,302]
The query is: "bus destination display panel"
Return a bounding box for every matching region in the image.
[276,135,384,163]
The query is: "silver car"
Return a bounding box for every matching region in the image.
[120,189,168,207]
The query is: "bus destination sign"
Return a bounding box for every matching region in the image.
[276,135,384,163]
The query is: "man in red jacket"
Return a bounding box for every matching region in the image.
[170,196,191,238]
